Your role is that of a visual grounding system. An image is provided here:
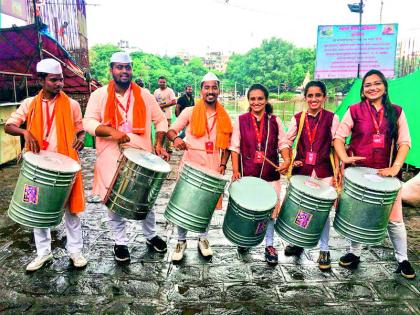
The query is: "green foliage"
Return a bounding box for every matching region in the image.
[89,44,121,83]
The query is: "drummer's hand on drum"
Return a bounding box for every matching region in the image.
[110,129,130,145]
[231,170,241,181]
[293,160,303,168]
[377,166,399,177]
[23,130,40,153]
[155,144,170,161]
[277,161,290,175]
[173,137,188,151]
[343,156,366,165]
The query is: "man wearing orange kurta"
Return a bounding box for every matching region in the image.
[166,72,232,262]
[5,59,87,271]
[83,52,169,263]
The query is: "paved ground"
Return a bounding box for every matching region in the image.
[0,148,419,314]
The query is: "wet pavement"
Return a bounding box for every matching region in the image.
[0,148,419,314]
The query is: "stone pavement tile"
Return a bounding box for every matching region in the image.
[98,298,159,314]
[323,282,378,302]
[203,264,251,283]
[163,282,223,304]
[280,264,338,282]
[382,262,420,289]
[371,279,419,301]
[302,304,359,314]
[167,263,203,282]
[206,303,304,315]
[353,301,415,314]
[276,283,331,306]
[332,263,393,281]
[223,282,280,304]
[249,263,285,283]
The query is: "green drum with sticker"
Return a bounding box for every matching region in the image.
[223,177,278,247]
[333,167,401,245]
[8,150,81,228]
[275,175,337,248]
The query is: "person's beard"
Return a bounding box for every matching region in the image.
[114,79,131,89]
[186,92,193,97]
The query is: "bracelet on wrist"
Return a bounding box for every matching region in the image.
[220,163,227,168]
[172,136,180,142]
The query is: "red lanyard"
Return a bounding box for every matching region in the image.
[304,110,323,150]
[367,101,384,134]
[44,99,56,138]
[115,87,132,116]
[251,113,265,150]
[206,113,217,139]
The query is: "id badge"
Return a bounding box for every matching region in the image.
[254,151,264,164]
[205,141,214,154]
[121,121,133,133]
[372,133,385,148]
[305,151,317,165]
[42,140,49,150]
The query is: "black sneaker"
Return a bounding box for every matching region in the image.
[237,246,249,254]
[113,245,130,262]
[395,260,416,279]
[339,253,360,268]
[317,251,331,271]
[146,236,167,253]
[284,245,304,257]
[265,246,278,265]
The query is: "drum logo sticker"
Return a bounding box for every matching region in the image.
[294,210,313,229]
[255,220,268,235]
[22,184,39,205]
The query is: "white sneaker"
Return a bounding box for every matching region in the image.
[171,241,187,262]
[26,253,53,271]
[70,252,88,268]
[198,238,213,258]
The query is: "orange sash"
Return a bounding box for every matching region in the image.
[104,81,146,134]
[27,90,85,214]
[190,99,232,149]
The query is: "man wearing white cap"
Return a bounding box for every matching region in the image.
[166,72,233,262]
[83,52,170,263]
[5,58,87,271]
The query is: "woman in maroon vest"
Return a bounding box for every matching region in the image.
[334,69,415,279]
[286,81,340,271]
[230,83,291,265]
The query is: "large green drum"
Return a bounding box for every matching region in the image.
[8,150,81,228]
[333,167,401,244]
[275,175,337,248]
[164,162,228,233]
[105,148,171,220]
[223,177,277,247]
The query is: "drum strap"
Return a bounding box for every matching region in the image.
[287,111,306,179]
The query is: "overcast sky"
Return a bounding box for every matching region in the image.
[2,0,419,56]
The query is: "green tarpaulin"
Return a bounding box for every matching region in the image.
[335,70,420,168]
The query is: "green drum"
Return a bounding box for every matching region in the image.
[164,162,228,233]
[8,150,81,228]
[105,148,171,220]
[333,167,401,244]
[275,175,337,248]
[223,177,277,247]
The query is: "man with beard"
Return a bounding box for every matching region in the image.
[166,72,233,262]
[83,52,169,263]
[5,58,87,271]
[175,85,194,117]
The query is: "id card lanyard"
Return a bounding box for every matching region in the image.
[116,87,132,131]
[42,97,57,149]
[205,113,217,154]
[367,100,385,149]
[304,110,323,166]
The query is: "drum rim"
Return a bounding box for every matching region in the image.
[344,166,401,192]
[289,175,337,200]
[229,176,278,211]
[122,147,171,173]
[182,161,229,182]
[23,150,81,173]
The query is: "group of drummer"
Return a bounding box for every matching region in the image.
[4,52,415,279]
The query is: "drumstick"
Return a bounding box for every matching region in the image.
[263,155,280,169]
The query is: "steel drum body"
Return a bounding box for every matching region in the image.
[333,167,401,245]
[223,177,277,247]
[164,162,228,233]
[274,175,337,248]
[8,150,80,228]
[106,148,171,220]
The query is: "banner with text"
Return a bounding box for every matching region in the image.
[315,24,398,79]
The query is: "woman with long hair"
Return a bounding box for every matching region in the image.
[334,69,415,279]
[285,80,340,270]
[230,83,290,265]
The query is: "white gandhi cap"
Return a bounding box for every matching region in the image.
[36,58,62,74]
[201,72,220,83]
[110,52,132,63]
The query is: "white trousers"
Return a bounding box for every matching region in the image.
[177,225,208,241]
[108,209,156,245]
[265,219,275,247]
[347,220,408,262]
[33,208,83,257]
